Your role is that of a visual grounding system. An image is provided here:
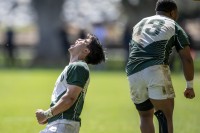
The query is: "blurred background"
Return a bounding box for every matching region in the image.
[0,0,200,70]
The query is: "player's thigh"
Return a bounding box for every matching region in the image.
[128,72,148,104]
[150,98,174,119]
[143,65,175,118]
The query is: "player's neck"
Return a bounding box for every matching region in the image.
[69,55,85,63]
[156,11,171,19]
[69,54,78,63]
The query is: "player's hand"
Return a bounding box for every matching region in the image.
[35,109,48,125]
[40,119,48,125]
[184,88,195,99]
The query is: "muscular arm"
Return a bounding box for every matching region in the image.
[178,46,194,81]
[178,46,195,99]
[51,85,82,115]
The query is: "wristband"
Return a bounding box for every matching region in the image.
[44,108,53,119]
[186,80,193,89]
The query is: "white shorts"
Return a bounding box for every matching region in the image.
[127,65,175,104]
[40,119,80,133]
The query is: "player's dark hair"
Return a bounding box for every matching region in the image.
[155,0,177,13]
[85,34,105,65]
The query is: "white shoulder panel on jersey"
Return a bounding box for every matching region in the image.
[132,15,175,48]
[51,66,69,102]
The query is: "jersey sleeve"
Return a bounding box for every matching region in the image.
[174,23,190,52]
[66,63,89,88]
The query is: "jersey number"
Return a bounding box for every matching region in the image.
[136,19,165,36]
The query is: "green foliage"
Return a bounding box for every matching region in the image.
[0,69,199,133]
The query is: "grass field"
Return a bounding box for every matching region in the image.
[0,69,199,133]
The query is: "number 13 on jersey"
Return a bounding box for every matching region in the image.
[135,19,165,36]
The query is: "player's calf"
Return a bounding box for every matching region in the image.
[154,110,168,133]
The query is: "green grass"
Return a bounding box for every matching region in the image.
[0,69,199,133]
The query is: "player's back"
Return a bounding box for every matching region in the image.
[126,15,178,76]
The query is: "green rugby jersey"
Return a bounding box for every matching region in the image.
[48,61,90,123]
[126,15,190,76]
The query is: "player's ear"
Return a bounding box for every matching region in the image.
[170,10,178,21]
[84,48,90,55]
[169,11,174,18]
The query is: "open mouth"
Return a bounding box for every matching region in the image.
[70,44,75,48]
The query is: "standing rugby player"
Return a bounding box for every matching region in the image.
[126,0,195,133]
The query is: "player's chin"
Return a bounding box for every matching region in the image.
[68,47,73,52]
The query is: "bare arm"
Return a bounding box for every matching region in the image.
[36,85,82,124]
[178,46,195,99]
[51,85,82,115]
[178,46,194,81]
